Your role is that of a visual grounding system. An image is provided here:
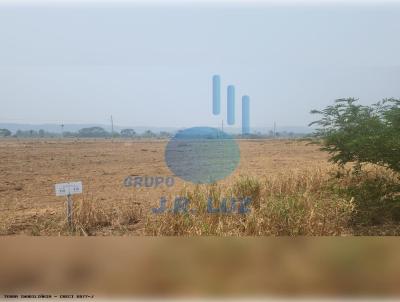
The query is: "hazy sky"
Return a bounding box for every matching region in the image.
[1,1,400,128]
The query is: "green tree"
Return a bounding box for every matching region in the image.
[78,127,109,138]
[310,98,400,173]
[120,128,136,138]
[142,130,156,138]
[159,131,171,138]
[0,128,11,137]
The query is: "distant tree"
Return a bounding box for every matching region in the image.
[15,130,35,137]
[0,128,11,137]
[63,131,78,138]
[142,130,156,138]
[159,131,172,138]
[0,129,11,137]
[15,130,23,137]
[39,129,45,137]
[78,127,109,138]
[120,128,136,138]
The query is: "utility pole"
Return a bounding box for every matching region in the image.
[110,115,114,140]
[273,121,276,138]
[61,124,64,139]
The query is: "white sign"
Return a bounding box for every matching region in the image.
[55,181,83,197]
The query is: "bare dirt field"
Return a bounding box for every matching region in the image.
[0,139,331,235]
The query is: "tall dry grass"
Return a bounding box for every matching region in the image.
[145,167,357,236]
[331,166,400,233]
[3,166,397,236]
[70,197,142,235]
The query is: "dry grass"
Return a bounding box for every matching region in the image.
[0,139,398,236]
[145,167,356,236]
[67,198,143,236]
[0,197,143,236]
[330,166,400,234]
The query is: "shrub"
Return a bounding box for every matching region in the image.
[310,98,400,173]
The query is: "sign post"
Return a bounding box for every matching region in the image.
[55,181,83,229]
[66,194,73,227]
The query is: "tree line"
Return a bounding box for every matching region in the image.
[0,126,308,139]
[0,127,172,139]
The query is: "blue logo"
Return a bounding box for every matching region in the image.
[165,127,240,184]
[152,196,252,214]
[164,75,251,184]
[212,75,250,135]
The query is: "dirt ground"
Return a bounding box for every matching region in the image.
[0,138,330,235]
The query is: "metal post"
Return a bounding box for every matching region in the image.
[67,194,73,228]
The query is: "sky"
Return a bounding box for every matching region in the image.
[1,1,400,129]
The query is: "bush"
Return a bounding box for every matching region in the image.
[310,98,400,173]
[331,167,400,228]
